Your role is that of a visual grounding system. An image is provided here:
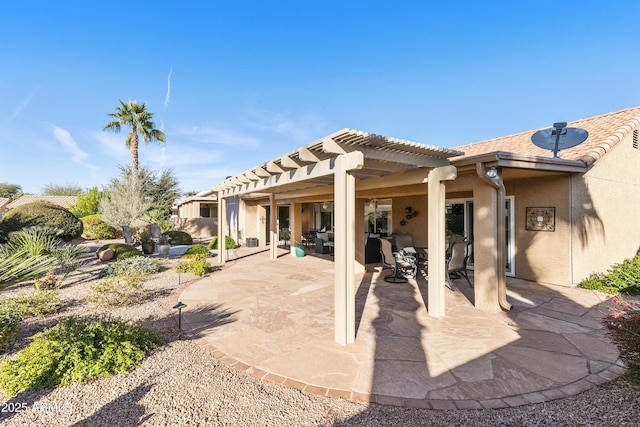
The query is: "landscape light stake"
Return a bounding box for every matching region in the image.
[173,301,187,330]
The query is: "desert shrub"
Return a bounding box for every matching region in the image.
[87,276,146,307]
[0,300,23,353]
[176,254,210,276]
[10,290,64,318]
[181,244,210,258]
[163,230,192,245]
[207,236,236,250]
[0,315,163,396]
[81,214,118,239]
[33,269,58,290]
[604,304,640,385]
[97,243,142,260]
[100,257,160,277]
[580,255,640,295]
[0,201,83,242]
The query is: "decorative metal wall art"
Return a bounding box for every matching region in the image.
[525,207,555,232]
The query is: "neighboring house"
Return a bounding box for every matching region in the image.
[207,106,640,345]
[6,195,78,210]
[172,192,219,238]
[0,197,11,219]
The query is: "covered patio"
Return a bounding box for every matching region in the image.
[212,129,468,345]
[177,247,624,408]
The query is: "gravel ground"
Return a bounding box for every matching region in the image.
[1,244,639,426]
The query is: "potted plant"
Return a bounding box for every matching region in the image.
[140,231,156,255]
[157,234,171,256]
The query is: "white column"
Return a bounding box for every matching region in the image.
[217,193,227,265]
[427,165,457,317]
[290,203,302,256]
[269,194,278,260]
[334,155,356,345]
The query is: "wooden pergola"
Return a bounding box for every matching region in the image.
[211,128,463,345]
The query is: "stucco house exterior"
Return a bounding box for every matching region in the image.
[206,106,640,345]
[172,193,219,237]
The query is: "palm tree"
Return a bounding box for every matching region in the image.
[103,100,166,179]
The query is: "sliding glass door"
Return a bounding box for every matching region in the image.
[446,197,514,276]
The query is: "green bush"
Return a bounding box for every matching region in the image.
[163,230,192,245]
[176,254,210,276]
[0,300,23,353]
[0,201,83,242]
[100,257,160,278]
[207,236,236,250]
[81,214,118,240]
[10,290,64,318]
[207,236,217,249]
[97,243,142,260]
[580,255,640,295]
[0,316,163,396]
[181,244,210,258]
[87,276,146,307]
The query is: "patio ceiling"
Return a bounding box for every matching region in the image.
[211,128,464,197]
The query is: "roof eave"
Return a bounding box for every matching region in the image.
[452,151,588,173]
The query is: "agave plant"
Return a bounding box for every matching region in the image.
[2,226,61,257]
[0,248,56,289]
[0,227,88,290]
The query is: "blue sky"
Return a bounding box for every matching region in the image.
[2,1,639,194]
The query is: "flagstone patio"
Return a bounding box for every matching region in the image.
[175,246,626,409]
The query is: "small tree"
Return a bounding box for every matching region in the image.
[70,187,108,218]
[99,174,152,229]
[41,184,82,196]
[0,183,22,200]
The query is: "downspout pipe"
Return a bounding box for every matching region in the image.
[476,163,513,311]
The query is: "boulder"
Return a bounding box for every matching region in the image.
[97,248,114,262]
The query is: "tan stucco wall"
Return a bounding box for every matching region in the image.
[572,132,640,283]
[508,174,572,285]
[391,194,428,247]
[171,217,218,237]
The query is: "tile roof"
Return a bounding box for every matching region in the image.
[0,197,10,210]
[7,195,78,210]
[453,106,640,166]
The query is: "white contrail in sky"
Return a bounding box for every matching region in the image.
[164,67,172,110]
[10,93,34,120]
[50,124,88,163]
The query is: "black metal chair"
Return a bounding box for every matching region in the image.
[380,238,417,283]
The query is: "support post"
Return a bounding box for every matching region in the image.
[217,193,227,265]
[334,155,357,345]
[290,203,302,256]
[427,165,457,317]
[269,194,278,260]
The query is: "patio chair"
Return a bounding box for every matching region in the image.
[445,234,467,260]
[150,224,162,243]
[446,241,472,288]
[380,238,417,283]
[122,225,134,245]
